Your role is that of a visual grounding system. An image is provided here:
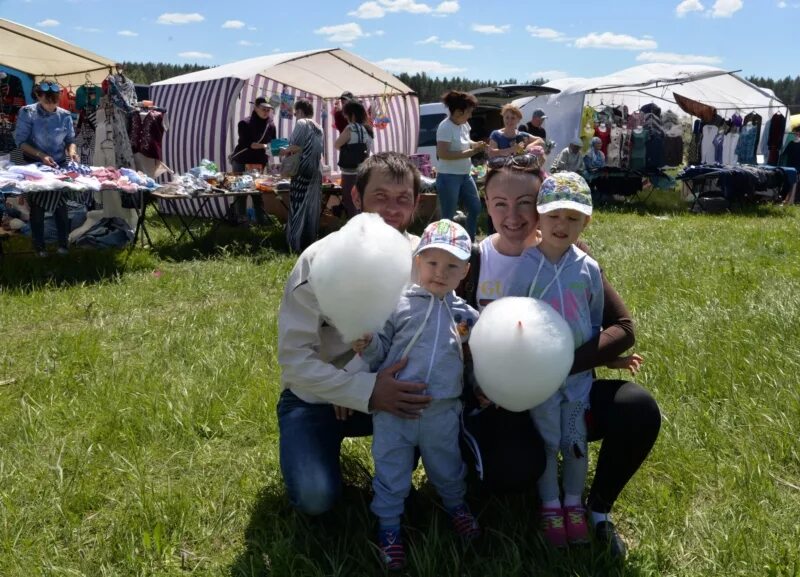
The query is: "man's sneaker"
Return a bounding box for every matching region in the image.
[56,247,69,255]
[540,506,567,548]
[564,505,590,544]
[36,250,48,258]
[377,527,406,571]
[448,503,481,540]
[594,521,627,560]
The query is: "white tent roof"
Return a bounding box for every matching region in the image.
[540,63,782,112]
[515,63,788,168]
[153,48,415,98]
[0,18,116,85]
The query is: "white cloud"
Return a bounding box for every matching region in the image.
[178,51,213,59]
[529,70,569,80]
[342,42,355,47]
[222,20,245,29]
[472,23,509,34]
[36,19,60,27]
[117,30,139,37]
[314,22,368,43]
[349,0,459,18]
[248,26,258,31]
[375,57,465,75]
[675,0,705,16]
[711,0,743,17]
[374,29,385,35]
[778,0,787,5]
[75,26,100,32]
[157,13,204,25]
[441,40,473,50]
[574,32,657,50]
[636,51,721,64]
[416,36,472,49]
[435,1,460,14]
[238,40,261,46]
[525,25,567,41]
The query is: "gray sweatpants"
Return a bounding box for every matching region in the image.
[531,392,590,503]
[371,399,466,527]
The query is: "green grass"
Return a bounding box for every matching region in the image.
[1,197,799,576]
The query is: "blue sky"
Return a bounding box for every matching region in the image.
[3,0,799,82]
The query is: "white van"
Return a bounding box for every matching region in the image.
[416,84,560,168]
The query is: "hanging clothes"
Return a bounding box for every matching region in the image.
[742,112,762,160]
[94,96,134,168]
[593,124,610,156]
[722,133,740,165]
[629,129,646,170]
[766,112,786,165]
[130,109,169,178]
[75,107,97,166]
[735,123,758,165]
[605,126,624,168]
[701,125,719,164]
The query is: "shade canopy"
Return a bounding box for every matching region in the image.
[515,63,789,168]
[0,18,116,86]
[151,48,419,175]
[153,48,414,99]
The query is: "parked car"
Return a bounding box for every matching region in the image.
[416,84,560,168]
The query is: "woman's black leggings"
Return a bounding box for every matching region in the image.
[462,379,661,512]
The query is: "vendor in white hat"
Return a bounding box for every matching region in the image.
[551,136,584,173]
[523,108,547,140]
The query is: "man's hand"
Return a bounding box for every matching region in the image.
[41,155,57,168]
[368,357,431,419]
[333,405,353,421]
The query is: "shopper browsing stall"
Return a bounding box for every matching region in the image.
[14,80,79,256]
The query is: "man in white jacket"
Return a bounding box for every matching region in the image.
[277,152,431,515]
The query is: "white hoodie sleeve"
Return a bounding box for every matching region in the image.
[277,248,377,413]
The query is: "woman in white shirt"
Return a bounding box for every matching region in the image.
[435,90,486,239]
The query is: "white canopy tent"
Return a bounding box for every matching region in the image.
[515,63,788,168]
[0,18,116,88]
[151,48,419,175]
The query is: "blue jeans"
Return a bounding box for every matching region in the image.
[277,389,373,515]
[435,172,481,239]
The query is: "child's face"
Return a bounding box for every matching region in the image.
[415,247,470,298]
[538,208,590,254]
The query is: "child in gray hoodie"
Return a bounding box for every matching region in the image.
[506,171,603,548]
[353,219,480,570]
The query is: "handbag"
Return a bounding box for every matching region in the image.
[338,124,369,170]
[280,152,300,178]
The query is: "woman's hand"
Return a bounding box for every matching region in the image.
[474,385,492,408]
[606,353,643,375]
[250,142,267,150]
[40,155,57,168]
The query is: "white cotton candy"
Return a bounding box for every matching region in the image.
[470,297,574,412]
[309,213,412,342]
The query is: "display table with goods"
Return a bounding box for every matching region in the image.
[0,162,158,255]
[676,163,796,212]
[583,166,676,203]
[150,164,343,242]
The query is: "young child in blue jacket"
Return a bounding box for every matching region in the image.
[353,219,480,570]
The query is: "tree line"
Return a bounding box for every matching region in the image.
[121,62,800,112]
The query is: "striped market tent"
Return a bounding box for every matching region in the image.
[150,48,419,177]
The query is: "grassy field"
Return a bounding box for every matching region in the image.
[1,195,799,576]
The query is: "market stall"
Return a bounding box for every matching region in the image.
[150,48,419,177]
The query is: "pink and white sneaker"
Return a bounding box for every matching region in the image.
[540,506,568,548]
[564,505,590,544]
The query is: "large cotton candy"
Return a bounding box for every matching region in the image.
[309,213,412,342]
[470,297,574,412]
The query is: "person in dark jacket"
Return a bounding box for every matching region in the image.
[229,97,276,224]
